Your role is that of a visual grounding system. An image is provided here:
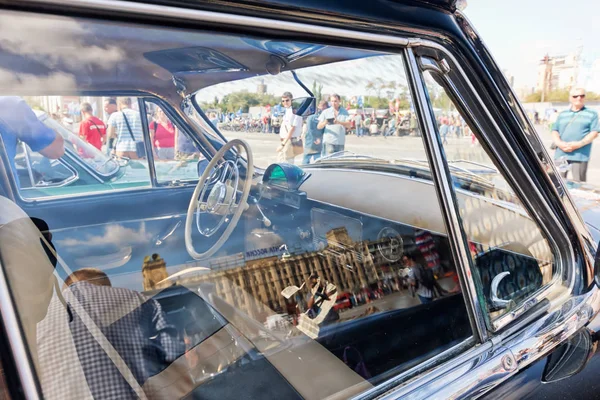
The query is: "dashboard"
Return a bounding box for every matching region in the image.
[254,163,424,266]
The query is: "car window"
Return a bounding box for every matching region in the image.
[15,141,77,195]
[422,70,558,322]
[9,97,151,199]
[144,101,206,184]
[195,56,424,168]
[0,10,476,400]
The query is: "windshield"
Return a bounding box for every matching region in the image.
[38,113,119,176]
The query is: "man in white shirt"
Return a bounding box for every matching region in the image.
[276,91,303,163]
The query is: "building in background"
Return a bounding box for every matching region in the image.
[257,79,267,94]
[536,49,582,100]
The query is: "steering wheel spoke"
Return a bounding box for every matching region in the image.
[185,139,253,260]
[197,201,209,212]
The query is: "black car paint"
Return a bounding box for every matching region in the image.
[2,1,599,399]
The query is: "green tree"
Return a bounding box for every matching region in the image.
[523,89,600,103]
[525,92,542,103]
[431,91,453,112]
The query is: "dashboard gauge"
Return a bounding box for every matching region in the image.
[377,227,404,262]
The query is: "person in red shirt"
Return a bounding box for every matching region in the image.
[78,102,106,151]
[149,107,176,159]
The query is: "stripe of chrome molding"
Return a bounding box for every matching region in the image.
[15,0,409,46]
[403,48,489,341]
[0,259,41,399]
[409,37,577,332]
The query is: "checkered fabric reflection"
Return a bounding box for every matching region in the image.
[37,282,184,400]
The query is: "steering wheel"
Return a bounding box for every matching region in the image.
[185,139,254,260]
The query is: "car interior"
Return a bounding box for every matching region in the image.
[0,9,556,399]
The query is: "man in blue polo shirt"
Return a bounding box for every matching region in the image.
[317,94,352,156]
[552,87,599,182]
[0,97,65,186]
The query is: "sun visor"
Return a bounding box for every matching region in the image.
[144,46,248,74]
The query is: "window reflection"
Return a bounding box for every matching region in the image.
[423,71,556,319]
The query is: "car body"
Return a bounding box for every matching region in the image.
[14,110,203,199]
[0,1,599,400]
[333,292,353,311]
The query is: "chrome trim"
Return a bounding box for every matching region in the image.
[37,112,119,179]
[21,142,36,187]
[460,5,597,281]
[21,142,79,189]
[421,69,566,328]
[405,47,489,342]
[18,0,410,46]
[377,343,515,400]
[414,43,575,331]
[377,285,599,400]
[63,149,119,180]
[0,258,41,400]
[490,271,512,309]
[139,98,159,187]
[15,181,154,204]
[417,56,443,74]
[353,338,476,400]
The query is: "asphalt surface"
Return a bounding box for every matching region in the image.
[223,124,600,186]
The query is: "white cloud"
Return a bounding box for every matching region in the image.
[57,223,152,248]
[0,13,125,70]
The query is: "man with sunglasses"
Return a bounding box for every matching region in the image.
[276,91,303,163]
[552,87,599,182]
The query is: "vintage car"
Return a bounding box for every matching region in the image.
[1,1,600,400]
[15,111,204,198]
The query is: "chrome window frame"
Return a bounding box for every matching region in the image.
[0,2,585,400]
[6,94,212,203]
[412,51,575,332]
[18,141,79,191]
[142,97,207,187]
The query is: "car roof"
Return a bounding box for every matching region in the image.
[0,1,461,98]
[131,0,459,13]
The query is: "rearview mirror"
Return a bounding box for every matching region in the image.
[292,97,316,117]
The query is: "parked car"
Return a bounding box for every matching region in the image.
[14,111,204,199]
[334,292,353,311]
[1,1,600,400]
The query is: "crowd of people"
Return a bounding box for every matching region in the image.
[209,92,479,165]
[437,114,474,145]
[66,97,200,161]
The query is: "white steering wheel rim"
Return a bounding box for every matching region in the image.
[185,139,254,260]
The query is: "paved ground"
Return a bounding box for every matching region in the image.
[223,124,600,187]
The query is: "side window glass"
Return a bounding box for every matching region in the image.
[144,102,205,184]
[192,52,473,383]
[11,97,151,199]
[422,71,556,321]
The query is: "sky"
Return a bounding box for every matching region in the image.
[464,0,600,89]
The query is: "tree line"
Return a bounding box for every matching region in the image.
[524,89,600,103]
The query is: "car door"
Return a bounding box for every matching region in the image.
[380,44,596,399]
[0,3,596,400]
[9,96,213,289]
